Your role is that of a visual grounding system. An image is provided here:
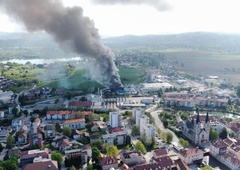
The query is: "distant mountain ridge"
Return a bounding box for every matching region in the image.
[102,32,240,50]
[1,32,240,51]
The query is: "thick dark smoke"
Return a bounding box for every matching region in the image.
[0,0,123,89]
[92,0,171,11]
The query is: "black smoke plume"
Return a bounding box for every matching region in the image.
[92,0,171,11]
[0,0,123,89]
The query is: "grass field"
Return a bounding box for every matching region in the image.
[42,67,145,90]
[119,67,145,84]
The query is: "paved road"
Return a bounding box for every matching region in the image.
[151,109,179,144]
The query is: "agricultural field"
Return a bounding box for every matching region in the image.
[163,50,240,83]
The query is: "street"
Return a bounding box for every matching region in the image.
[151,108,179,144]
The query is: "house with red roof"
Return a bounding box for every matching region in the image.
[57,139,71,151]
[210,139,228,156]
[46,110,71,120]
[100,156,118,170]
[228,122,240,139]
[154,156,175,169]
[153,148,168,159]
[63,118,85,130]
[22,160,58,170]
[178,148,204,164]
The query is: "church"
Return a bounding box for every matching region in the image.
[182,110,210,145]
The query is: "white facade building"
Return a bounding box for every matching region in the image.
[132,107,144,123]
[109,111,122,128]
[138,115,149,134]
[142,124,156,139]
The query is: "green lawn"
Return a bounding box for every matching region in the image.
[119,67,145,84]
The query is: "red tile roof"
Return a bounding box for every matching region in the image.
[101,156,118,166]
[211,140,228,148]
[155,156,174,169]
[175,159,189,170]
[131,162,160,170]
[22,160,58,170]
[81,111,93,116]
[46,110,71,115]
[153,148,168,157]
[69,101,93,107]
[63,118,85,124]
[179,148,204,158]
[223,138,234,146]
[58,139,71,147]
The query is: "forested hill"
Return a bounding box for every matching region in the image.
[1,32,240,58]
[103,32,240,53]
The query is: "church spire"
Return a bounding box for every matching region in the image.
[205,111,209,123]
[196,108,200,124]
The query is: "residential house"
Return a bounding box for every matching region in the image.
[12,117,24,130]
[57,139,71,151]
[33,118,41,128]
[90,134,100,143]
[91,123,100,132]
[20,148,50,167]
[29,133,42,148]
[221,153,240,170]
[22,160,58,170]
[18,133,27,144]
[228,123,240,139]
[121,150,146,166]
[210,139,228,156]
[178,148,204,164]
[44,124,56,139]
[63,118,85,130]
[154,156,176,169]
[0,130,9,142]
[46,110,71,120]
[153,148,168,159]
[72,129,81,140]
[100,156,118,170]
[175,159,190,170]
[81,144,92,157]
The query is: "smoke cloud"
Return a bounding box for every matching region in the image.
[92,0,171,11]
[0,0,122,89]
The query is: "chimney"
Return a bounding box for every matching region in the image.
[48,164,51,168]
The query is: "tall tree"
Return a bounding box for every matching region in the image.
[92,140,103,151]
[6,135,15,149]
[55,122,61,132]
[219,127,228,139]
[166,132,173,143]
[135,140,146,154]
[51,152,63,165]
[210,127,219,140]
[107,145,118,156]
[63,126,72,137]
[92,147,101,163]
[131,125,140,136]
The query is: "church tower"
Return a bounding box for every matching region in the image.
[194,109,201,144]
[204,111,210,142]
